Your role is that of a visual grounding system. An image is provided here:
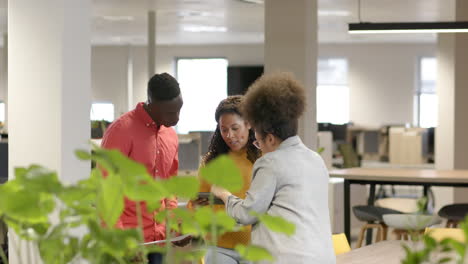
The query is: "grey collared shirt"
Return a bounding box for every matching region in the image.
[226,136,336,264]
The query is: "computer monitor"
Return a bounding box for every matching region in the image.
[318,123,347,142]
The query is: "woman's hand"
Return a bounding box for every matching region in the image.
[210,185,232,204]
[191,197,209,207]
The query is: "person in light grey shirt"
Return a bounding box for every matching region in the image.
[212,72,336,264]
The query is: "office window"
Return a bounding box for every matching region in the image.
[176,58,228,134]
[0,102,4,124]
[317,58,349,124]
[417,57,437,128]
[90,102,115,122]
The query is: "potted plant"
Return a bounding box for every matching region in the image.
[0,145,294,263]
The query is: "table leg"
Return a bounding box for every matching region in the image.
[423,185,429,197]
[368,184,376,205]
[423,185,429,211]
[366,183,377,245]
[344,179,351,242]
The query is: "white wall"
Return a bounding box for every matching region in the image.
[131,44,265,109]
[89,43,435,128]
[91,46,128,117]
[89,44,264,118]
[320,44,435,127]
[0,42,439,128]
[0,47,5,103]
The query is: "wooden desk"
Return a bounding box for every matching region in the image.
[336,240,458,264]
[329,168,468,242]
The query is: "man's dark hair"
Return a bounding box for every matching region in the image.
[242,72,306,140]
[147,73,181,101]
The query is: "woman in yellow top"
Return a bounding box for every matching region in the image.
[197,95,261,264]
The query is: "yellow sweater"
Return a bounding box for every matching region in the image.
[199,150,253,249]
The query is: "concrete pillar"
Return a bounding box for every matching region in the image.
[264,0,318,149]
[0,34,6,132]
[148,10,156,78]
[435,0,468,206]
[8,0,91,261]
[127,45,134,110]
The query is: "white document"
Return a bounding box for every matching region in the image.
[142,234,191,245]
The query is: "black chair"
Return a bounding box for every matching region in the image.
[438,203,468,227]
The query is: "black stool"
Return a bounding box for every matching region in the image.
[353,205,403,247]
[438,203,468,227]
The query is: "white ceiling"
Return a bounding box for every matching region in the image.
[0,0,459,45]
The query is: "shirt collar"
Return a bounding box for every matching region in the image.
[136,102,159,130]
[278,135,302,150]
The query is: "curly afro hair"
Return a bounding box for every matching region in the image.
[242,72,306,140]
[203,96,261,165]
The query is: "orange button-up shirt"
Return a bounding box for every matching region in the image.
[101,102,179,242]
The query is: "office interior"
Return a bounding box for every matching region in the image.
[1,0,468,260]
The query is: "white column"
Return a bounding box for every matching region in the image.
[0,34,6,132]
[9,0,91,260]
[264,0,318,149]
[435,0,468,206]
[127,45,134,111]
[148,9,156,78]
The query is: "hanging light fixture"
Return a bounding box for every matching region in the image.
[349,22,468,34]
[348,0,468,34]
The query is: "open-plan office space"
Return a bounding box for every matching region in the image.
[1,0,468,263]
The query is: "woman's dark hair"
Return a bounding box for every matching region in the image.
[203,96,261,165]
[242,72,306,140]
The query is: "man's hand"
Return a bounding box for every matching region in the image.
[172,235,192,247]
[210,185,232,204]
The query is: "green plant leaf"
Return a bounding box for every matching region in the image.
[423,235,437,249]
[97,173,124,227]
[214,210,237,232]
[14,167,28,179]
[199,155,243,193]
[58,186,96,208]
[3,217,51,241]
[154,210,169,225]
[161,176,200,199]
[0,184,54,223]
[38,224,79,264]
[251,212,296,236]
[75,149,92,160]
[194,206,216,235]
[15,165,62,194]
[193,207,237,235]
[438,257,453,263]
[123,179,167,206]
[168,208,201,236]
[416,196,428,213]
[93,148,170,205]
[81,219,143,262]
[235,244,274,262]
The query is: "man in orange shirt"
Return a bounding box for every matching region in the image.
[101,73,189,264]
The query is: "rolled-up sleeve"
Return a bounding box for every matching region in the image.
[226,157,276,225]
